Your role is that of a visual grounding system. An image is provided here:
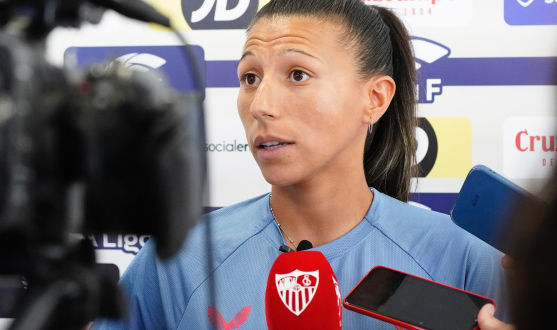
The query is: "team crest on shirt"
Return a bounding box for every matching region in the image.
[208,306,251,329]
[275,269,319,316]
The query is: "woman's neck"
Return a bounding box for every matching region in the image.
[270,173,373,249]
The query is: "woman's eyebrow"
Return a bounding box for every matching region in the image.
[238,50,255,67]
[279,48,323,63]
[237,48,323,68]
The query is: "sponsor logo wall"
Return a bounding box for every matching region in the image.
[148,0,270,30]
[505,0,557,25]
[65,45,205,94]
[504,117,557,178]
[2,0,557,326]
[364,0,473,27]
[417,117,472,177]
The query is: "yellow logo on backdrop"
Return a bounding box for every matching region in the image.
[148,0,271,31]
[417,117,472,178]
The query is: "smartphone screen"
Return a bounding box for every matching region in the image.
[344,267,493,330]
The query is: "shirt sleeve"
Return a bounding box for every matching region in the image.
[91,240,167,330]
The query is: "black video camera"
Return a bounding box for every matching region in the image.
[0,1,206,329]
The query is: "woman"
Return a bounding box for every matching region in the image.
[93,0,509,328]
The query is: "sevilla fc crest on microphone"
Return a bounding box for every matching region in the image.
[275,270,319,316]
[265,251,342,330]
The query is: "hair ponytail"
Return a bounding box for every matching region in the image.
[363,6,417,202]
[250,1,418,202]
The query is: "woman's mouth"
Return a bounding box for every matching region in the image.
[255,139,294,160]
[259,141,292,150]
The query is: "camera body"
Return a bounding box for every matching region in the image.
[0,32,205,261]
[0,1,206,328]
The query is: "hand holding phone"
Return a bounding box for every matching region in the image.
[344,266,496,330]
[477,304,516,330]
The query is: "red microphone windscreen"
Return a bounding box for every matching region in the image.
[265,250,342,329]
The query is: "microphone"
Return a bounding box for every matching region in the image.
[297,239,313,251]
[266,250,342,329]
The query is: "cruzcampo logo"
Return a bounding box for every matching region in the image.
[417,117,472,178]
[148,0,270,30]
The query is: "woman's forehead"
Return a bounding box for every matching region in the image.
[243,16,344,52]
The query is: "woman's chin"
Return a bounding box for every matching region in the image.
[261,171,303,188]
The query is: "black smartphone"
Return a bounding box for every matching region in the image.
[343,266,495,330]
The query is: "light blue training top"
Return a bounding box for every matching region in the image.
[92,189,509,330]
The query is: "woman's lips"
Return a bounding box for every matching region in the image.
[259,141,291,150]
[257,142,293,160]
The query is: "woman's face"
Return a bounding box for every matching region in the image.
[237,17,372,187]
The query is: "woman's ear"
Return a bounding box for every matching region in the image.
[362,75,396,125]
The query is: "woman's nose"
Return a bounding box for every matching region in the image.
[249,79,280,120]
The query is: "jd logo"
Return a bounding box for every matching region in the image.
[183,0,259,29]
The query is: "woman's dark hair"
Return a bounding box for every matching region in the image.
[248,0,418,202]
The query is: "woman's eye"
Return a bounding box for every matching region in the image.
[289,70,310,82]
[243,73,260,86]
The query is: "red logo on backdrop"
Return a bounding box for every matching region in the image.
[394,326,411,330]
[275,270,319,316]
[515,129,556,152]
[208,306,251,330]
